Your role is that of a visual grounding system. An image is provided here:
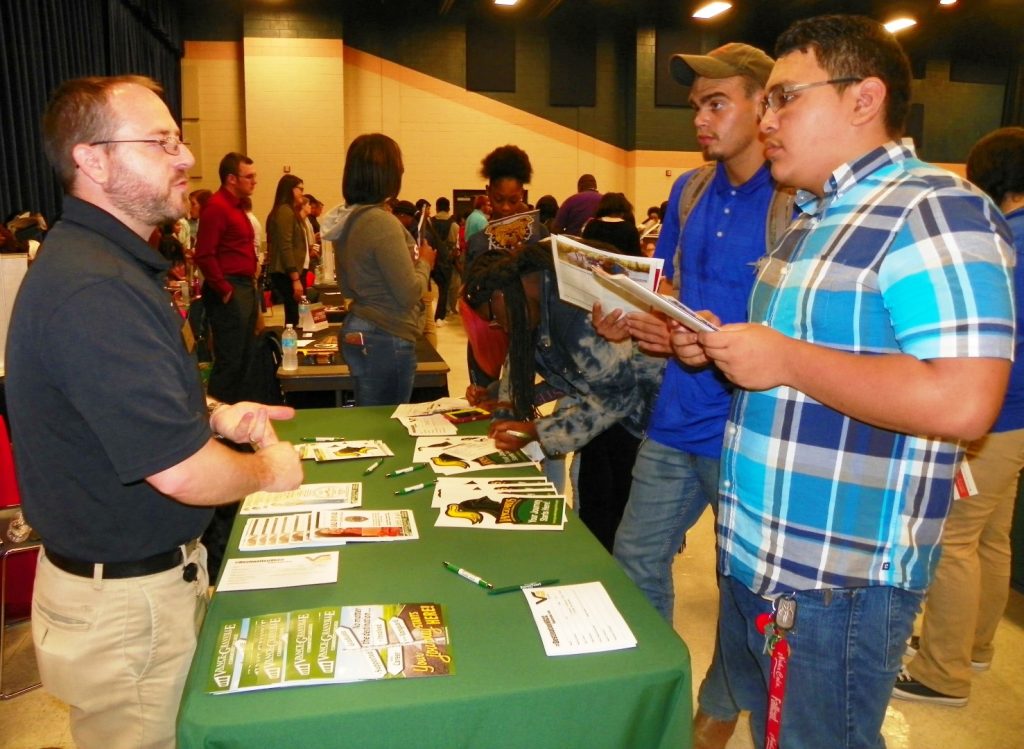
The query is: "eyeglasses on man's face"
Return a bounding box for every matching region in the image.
[757,78,863,119]
[89,135,190,155]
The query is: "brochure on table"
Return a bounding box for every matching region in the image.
[430,477,560,509]
[524,582,637,656]
[217,551,339,592]
[295,440,393,462]
[436,493,566,531]
[413,435,540,476]
[391,397,470,419]
[550,233,663,315]
[240,509,418,551]
[240,483,362,515]
[207,603,453,694]
[392,398,471,436]
[397,413,457,436]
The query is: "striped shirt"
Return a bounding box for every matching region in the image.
[719,141,1016,596]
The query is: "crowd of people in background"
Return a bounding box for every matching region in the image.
[6,13,1024,749]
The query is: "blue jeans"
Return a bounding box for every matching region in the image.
[718,576,922,749]
[341,314,416,406]
[612,438,720,621]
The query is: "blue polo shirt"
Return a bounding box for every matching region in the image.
[648,162,777,458]
[994,207,1024,433]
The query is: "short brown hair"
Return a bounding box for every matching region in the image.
[42,75,162,191]
[218,152,253,185]
[342,133,404,205]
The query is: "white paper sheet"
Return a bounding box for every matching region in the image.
[217,551,339,592]
[524,581,637,656]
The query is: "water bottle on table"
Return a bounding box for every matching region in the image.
[281,324,298,370]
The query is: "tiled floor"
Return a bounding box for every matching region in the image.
[2,310,1023,749]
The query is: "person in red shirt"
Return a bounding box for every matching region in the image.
[194,152,259,403]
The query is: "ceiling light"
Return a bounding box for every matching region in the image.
[494,0,518,6]
[939,0,957,6]
[693,2,732,20]
[884,16,917,33]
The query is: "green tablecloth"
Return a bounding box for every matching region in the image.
[177,407,692,748]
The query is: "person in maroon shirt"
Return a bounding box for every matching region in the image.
[195,152,259,403]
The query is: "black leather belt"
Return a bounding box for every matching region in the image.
[46,541,197,580]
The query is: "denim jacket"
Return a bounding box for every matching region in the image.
[499,270,665,456]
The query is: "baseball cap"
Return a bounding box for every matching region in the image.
[670,43,774,88]
[393,200,416,218]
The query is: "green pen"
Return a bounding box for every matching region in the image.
[393,481,435,496]
[300,436,344,442]
[442,561,493,590]
[385,464,427,478]
[487,579,560,595]
[363,459,383,475]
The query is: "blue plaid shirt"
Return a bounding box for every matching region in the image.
[719,142,1016,596]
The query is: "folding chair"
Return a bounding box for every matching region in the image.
[0,416,41,699]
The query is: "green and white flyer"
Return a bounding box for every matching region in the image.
[208,603,452,694]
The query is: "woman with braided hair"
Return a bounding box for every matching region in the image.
[462,243,664,552]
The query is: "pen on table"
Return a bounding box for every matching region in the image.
[363,459,383,475]
[300,436,344,442]
[394,481,435,496]
[442,561,493,590]
[504,429,533,441]
[487,579,559,595]
[385,464,427,478]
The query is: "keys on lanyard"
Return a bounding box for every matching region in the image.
[756,594,797,749]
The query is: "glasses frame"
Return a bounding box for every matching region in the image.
[758,77,864,119]
[89,135,190,155]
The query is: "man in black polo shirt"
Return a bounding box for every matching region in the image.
[6,75,303,749]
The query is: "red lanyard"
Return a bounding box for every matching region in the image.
[756,595,796,749]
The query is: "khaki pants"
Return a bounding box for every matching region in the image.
[32,544,209,749]
[908,428,1024,696]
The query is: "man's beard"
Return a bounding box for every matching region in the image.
[106,159,188,226]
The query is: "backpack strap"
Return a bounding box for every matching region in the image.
[678,163,717,226]
[765,184,797,251]
[672,163,717,289]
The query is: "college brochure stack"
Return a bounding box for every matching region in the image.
[239,483,362,514]
[412,435,542,476]
[239,509,418,551]
[207,603,453,694]
[430,477,567,531]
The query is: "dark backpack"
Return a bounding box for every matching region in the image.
[429,217,456,279]
[239,329,285,405]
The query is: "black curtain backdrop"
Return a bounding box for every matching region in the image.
[0,0,182,225]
